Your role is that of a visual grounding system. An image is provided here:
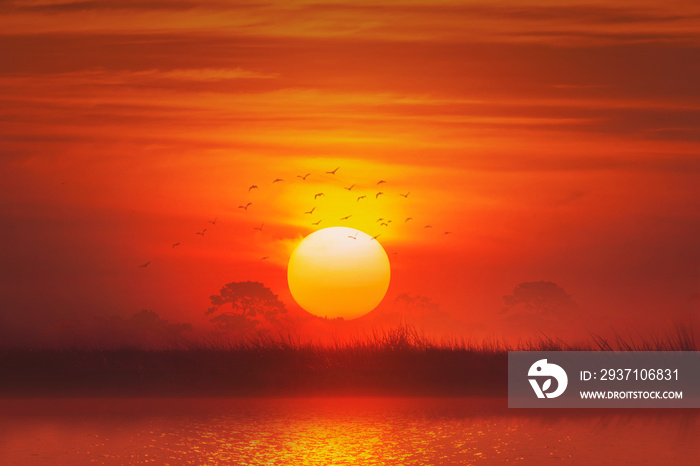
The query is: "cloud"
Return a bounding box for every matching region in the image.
[0,67,276,86]
[1,1,699,46]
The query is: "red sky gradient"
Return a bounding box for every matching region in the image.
[1,0,699,345]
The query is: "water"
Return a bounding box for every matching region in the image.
[1,398,698,465]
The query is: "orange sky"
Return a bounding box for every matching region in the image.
[1,0,699,344]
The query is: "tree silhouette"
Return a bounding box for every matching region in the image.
[394,293,440,316]
[502,281,576,316]
[45,310,194,348]
[206,281,288,335]
[501,281,578,334]
[365,293,465,336]
[127,310,193,340]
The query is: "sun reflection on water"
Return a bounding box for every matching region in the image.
[0,398,698,465]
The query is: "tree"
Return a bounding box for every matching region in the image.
[394,293,441,318]
[365,293,465,336]
[205,281,288,335]
[127,310,193,340]
[88,310,193,348]
[502,281,577,317]
[501,281,578,334]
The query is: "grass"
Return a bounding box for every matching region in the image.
[0,324,695,397]
[588,324,697,352]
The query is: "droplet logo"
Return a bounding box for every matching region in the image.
[528,359,568,398]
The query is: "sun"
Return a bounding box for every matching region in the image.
[287,227,391,319]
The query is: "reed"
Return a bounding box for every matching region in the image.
[0,324,695,396]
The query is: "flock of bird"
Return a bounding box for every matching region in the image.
[139,166,451,268]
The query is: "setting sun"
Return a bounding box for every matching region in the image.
[287,227,391,319]
[3,0,700,463]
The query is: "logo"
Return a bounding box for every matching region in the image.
[528,359,568,398]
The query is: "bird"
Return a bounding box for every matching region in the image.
[312,220,322,225]
[314,193,325,199]
[377,180,386,185]
[371,234,380,240]
[348,232,359,240]
[376,192,383,199]
[139,261,150,268]
[254,223,264,231]
[400,192,410,198]
[340,215,352,220]
[238,202,252,210]
[326,167,339,175]
[297,173,310,180]
[273,178,284,183]
[357,196,366,202]
[444,231,451,235]
[405,217,413,222]
[380,222,389,227]
[196,228,207,236]
[424,225,432,229]
[387,220,392,224]
[248,185,258,192]
[172,242,181,248]
[305,207,316,215]
[376,218,384,222]
[344,184,355,191]
[208,217,217,225]
[260,256,269,261]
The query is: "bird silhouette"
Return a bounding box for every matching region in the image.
[380,222,389,227]
[344,184,355,191]
[400,192,410,198]
[405,217,413,222]
[376,218,384,222]
[348,232,359,239]
[297,173,311,180]
[254,223,264,231]
[238,202,252,210]
[357,196,366,202]
[376,192,383,199]
[208,217,217,225]
[305,207,316,214]
[424,225,432,229]
[260,256,269,261]
[172,242,181,248]
[196,228,207,236]
[326,167,339,175]
[139,261,151,268]
[312,220,322,225]
[248,185,258,191]
[444,231,451,235]
[371,234,380,240]
[273,178,284,183]
[377,180,386,185]
[314,193,325,200]
[340,215,352,220]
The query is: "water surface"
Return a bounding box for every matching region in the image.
[1,398,697,465]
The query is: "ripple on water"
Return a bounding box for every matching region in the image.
[0,398,698,465]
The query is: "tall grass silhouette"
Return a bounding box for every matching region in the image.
[0,324,695,396]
